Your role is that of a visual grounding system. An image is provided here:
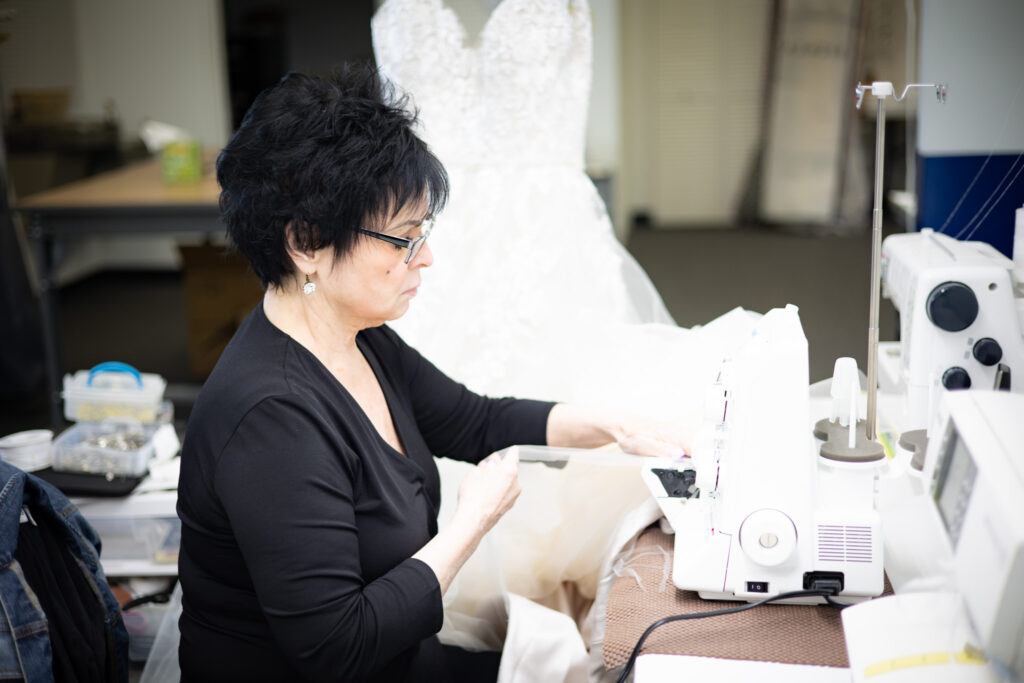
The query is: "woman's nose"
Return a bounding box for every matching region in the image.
[412,240,434,267]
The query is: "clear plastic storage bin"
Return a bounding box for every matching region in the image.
[62,362,166,423]
[52,419,156,477]
[87,515,180,568]
[73,492,180,578]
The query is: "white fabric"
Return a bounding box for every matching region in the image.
[372,0,680,406]
[435,450,657,682]
[138,582,182,683]
[499,595,589,683]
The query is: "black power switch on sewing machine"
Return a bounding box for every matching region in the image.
[994,363,1011,390]
[926,281,978,332]
[651,468,698,498]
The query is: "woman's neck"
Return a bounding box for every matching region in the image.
[263,283,365,370]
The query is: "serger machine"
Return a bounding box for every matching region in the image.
[881,227,1024,431]
[642,305,884,604]
[919,390,1024,678]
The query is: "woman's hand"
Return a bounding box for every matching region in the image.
[608,415,690,458]
[413,450,521,594]
[453,449,522,534]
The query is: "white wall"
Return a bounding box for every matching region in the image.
[0,0,78,108]
[918,0,1024,155]
[621,0,770,229]
[72,0,231,148]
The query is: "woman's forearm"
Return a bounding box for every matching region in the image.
[545,403,691,456]
[545,403,618,448]
[412,510,486,594]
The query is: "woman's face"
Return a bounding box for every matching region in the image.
[318,201,433,327]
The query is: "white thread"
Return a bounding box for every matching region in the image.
[937,81,1024,237]
[960,152,1024,242]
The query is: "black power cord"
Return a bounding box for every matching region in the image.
[824,594,853,608]
[614,588,839,683]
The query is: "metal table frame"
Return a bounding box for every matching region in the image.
[15,157,221,427]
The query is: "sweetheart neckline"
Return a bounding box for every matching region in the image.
[442,0,506,49]
[376,0,508,51]
[377,0,580,53]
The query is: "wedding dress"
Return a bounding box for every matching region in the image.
[372,0,685,409]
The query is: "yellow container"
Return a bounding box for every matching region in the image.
[161,139,202,184]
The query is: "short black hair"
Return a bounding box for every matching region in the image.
[217,65,449,288]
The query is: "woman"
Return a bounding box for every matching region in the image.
[177,66,686,683]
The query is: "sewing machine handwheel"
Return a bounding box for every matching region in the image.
[739,509,797,567]
[926,281,978,332]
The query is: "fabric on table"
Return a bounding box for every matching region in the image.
[601,526,852,670]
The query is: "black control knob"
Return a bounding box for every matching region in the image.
[942,366,972,390]
[973,337,1003,366]
[926,281,978,332]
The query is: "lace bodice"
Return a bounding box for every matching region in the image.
[372,0,591,167]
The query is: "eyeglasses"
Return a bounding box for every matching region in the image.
[356,217,435,264]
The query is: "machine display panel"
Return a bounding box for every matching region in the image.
[933,423,977,549]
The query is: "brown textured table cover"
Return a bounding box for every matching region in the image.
[602,526,852,670]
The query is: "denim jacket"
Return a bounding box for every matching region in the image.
[0,460,129,682]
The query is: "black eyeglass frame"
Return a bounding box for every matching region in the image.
[355,218,435,264]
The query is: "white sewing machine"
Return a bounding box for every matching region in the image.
[880,227,1024,431]
[642,305,884,604]
[920,390,1024,677]
[841,390,1024,682]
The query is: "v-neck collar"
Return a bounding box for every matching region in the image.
[257,304,426,477]
[354,332,414,461]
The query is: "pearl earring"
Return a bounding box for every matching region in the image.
[303,274,316,295]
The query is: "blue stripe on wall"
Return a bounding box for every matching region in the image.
[917,153,1024,258]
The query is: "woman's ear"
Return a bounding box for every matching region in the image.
[284,222,318,275]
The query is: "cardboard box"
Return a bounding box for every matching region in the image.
[179,246,264,379]
[12,89,70,125]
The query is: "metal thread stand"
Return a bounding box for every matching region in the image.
[866,96,886,440]
[856,81,946,442]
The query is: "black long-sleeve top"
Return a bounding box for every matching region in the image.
[177,305,553,682]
